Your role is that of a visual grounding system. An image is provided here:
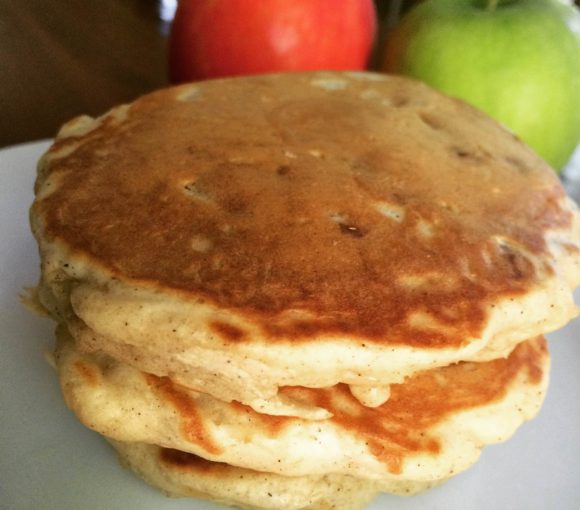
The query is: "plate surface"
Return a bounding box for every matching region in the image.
[1,141,579,510]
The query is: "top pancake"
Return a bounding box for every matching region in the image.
[31,71,580,408]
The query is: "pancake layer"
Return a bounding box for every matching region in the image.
[31,72,580,413]
[111,440,381,510]
[55,327,549,483]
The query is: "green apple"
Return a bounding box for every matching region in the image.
[381,0,580,172]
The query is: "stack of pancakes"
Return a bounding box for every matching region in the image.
[30,72,580,510]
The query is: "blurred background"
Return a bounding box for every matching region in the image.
[0,0,578,149]
[0,0,420,148]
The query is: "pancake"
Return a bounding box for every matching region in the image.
[110,440,381,510]
[30,71,580,414]
[54,326,549,483]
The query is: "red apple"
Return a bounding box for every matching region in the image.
[169,0,377,83]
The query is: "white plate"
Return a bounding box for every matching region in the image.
[1,141,579,510]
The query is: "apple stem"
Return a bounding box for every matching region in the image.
[487,0,499,10]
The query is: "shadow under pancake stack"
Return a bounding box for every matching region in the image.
[29,72,580,510]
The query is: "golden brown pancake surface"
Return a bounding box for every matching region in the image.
[32,72,579,348]
[55,327,549,481]
[143,337,548,476]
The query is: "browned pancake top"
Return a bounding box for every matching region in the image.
[34,72,571,346]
